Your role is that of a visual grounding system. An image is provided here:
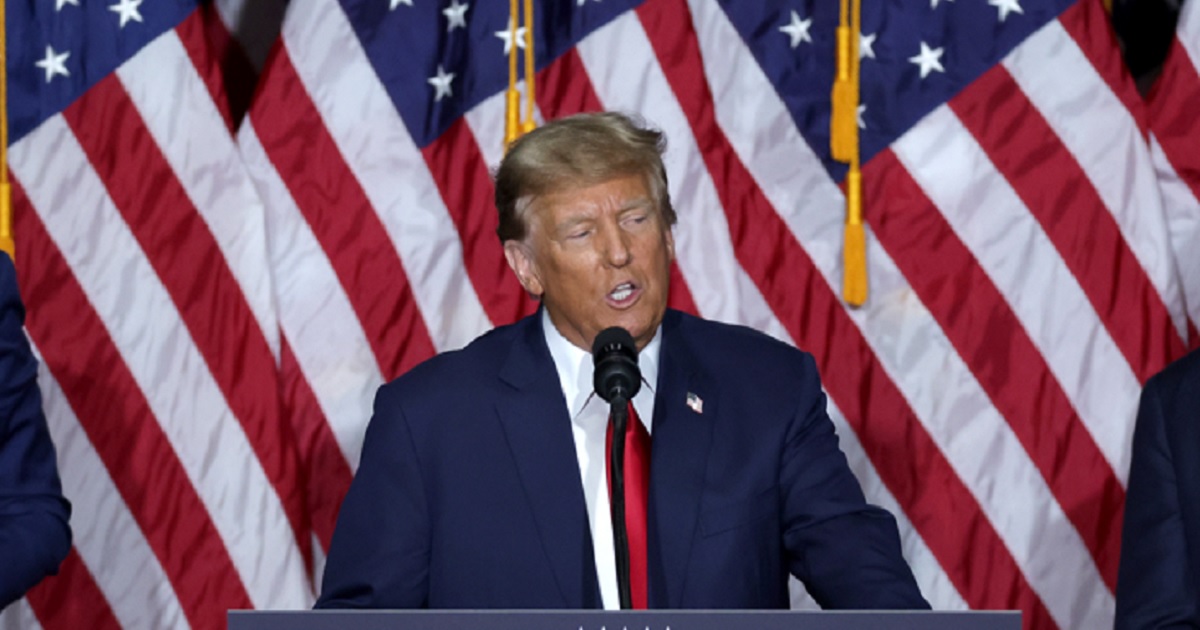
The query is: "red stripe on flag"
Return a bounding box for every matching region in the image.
[1148,37,1200,207]
[250,47,437,380]
[534,48,700,316]
[281,337,353,552]
[421,119,535,327]
[635,2,1055,624]
[537,47,605,118]
[175,4,259,131]
[1057,0,1149,138]
[25,548,122,630]
[950,64,1187,381]
[867,147,1125,591]
[61,74,310,561]
[175,8,233,132]
[13,181,254,629]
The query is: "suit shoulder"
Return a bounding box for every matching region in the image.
[1147,347,1200,395]
[1141,347,1200,435]
[379,317,527,398]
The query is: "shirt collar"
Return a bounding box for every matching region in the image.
[542,308,660,421]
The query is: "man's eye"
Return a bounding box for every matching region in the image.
[568,229,591,240]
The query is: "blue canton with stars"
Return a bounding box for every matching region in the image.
[345,0,1076,181]
[722,0,1076,180]
[7,0,197,144]
[341,0,644,149]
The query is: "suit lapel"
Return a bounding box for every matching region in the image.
[649,311,716,608]
[494,314,601,608]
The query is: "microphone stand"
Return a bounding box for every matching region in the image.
[608,395,633,610]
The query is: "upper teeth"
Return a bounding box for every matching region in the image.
[611,284,633,300]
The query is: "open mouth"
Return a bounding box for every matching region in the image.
[609,282,636,303]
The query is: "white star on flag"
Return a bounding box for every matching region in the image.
[931,0,954,7]
[686,392,703,414]
[909,41,945,79]
[989,0,1024,22]
[860,32,877,59]
[389,0,412,9]
[109,0,144,28]
[443,0,468,31]
[427,64,455,101]
[779,10,812,49]
[857,104,866,129]
[34,45,70,83]
[495,18,526,55]
[55,0,79,11]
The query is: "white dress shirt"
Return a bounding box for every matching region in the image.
[541,309,659,610]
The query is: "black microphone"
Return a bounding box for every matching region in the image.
[592,327,640,610]
[593,327,641,405]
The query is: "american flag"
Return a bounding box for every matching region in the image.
[1,0,1195,629]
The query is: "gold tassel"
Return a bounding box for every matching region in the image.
[504,0,521,148]
[842,166,866,306]
[830,21,854,162]
[830,0,866,306]
[505,0,537,149]
[521,0,536,134]
[0,0,13,259]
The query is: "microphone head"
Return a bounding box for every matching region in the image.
[592,327,641,403]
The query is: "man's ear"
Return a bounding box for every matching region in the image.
[503,240,544,298]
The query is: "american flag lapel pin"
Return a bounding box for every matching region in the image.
[686,391,703,414]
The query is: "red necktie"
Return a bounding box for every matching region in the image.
[606,402,651,609]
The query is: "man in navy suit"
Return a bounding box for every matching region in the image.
[0,252,71,609]
[317,112,927,609]
[1115,347,1200,628]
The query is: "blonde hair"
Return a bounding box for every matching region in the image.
[494,111,675,242]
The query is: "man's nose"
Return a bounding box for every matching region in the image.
[600,224,632,267]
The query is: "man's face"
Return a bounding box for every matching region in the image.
[504,174,675,352]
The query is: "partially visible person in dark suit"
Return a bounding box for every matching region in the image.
[317,112,926,610]
[1115,346,1200,629]
[0,251,71,609]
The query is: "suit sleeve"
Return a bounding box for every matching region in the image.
[1114,377,1200,629]
[780,354,928,609]
[0,253,71,608]
[316,382,431,608]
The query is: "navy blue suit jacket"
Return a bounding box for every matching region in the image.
[0,253,70,608]
[1116,347,1200,628]
[317,309,926,609]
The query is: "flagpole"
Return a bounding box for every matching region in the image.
[504,0,521,147]
[521,0,535,134]
[0,0,13,259]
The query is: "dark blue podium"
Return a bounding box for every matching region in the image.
[228,610,1020,630]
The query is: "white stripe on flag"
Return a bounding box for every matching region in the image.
[687,3,1114,625]
[282,0,493,350]
[892,105,1114,626]
[1150,135,1200,335]
[9,115,310,611]
[0,597,43,630]
[900,103,1139,481]
[576,11,793,343]
[116,30,280,358]
[1005,18,1187,340]
[239,119,381,469]
[35,358,189,630]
